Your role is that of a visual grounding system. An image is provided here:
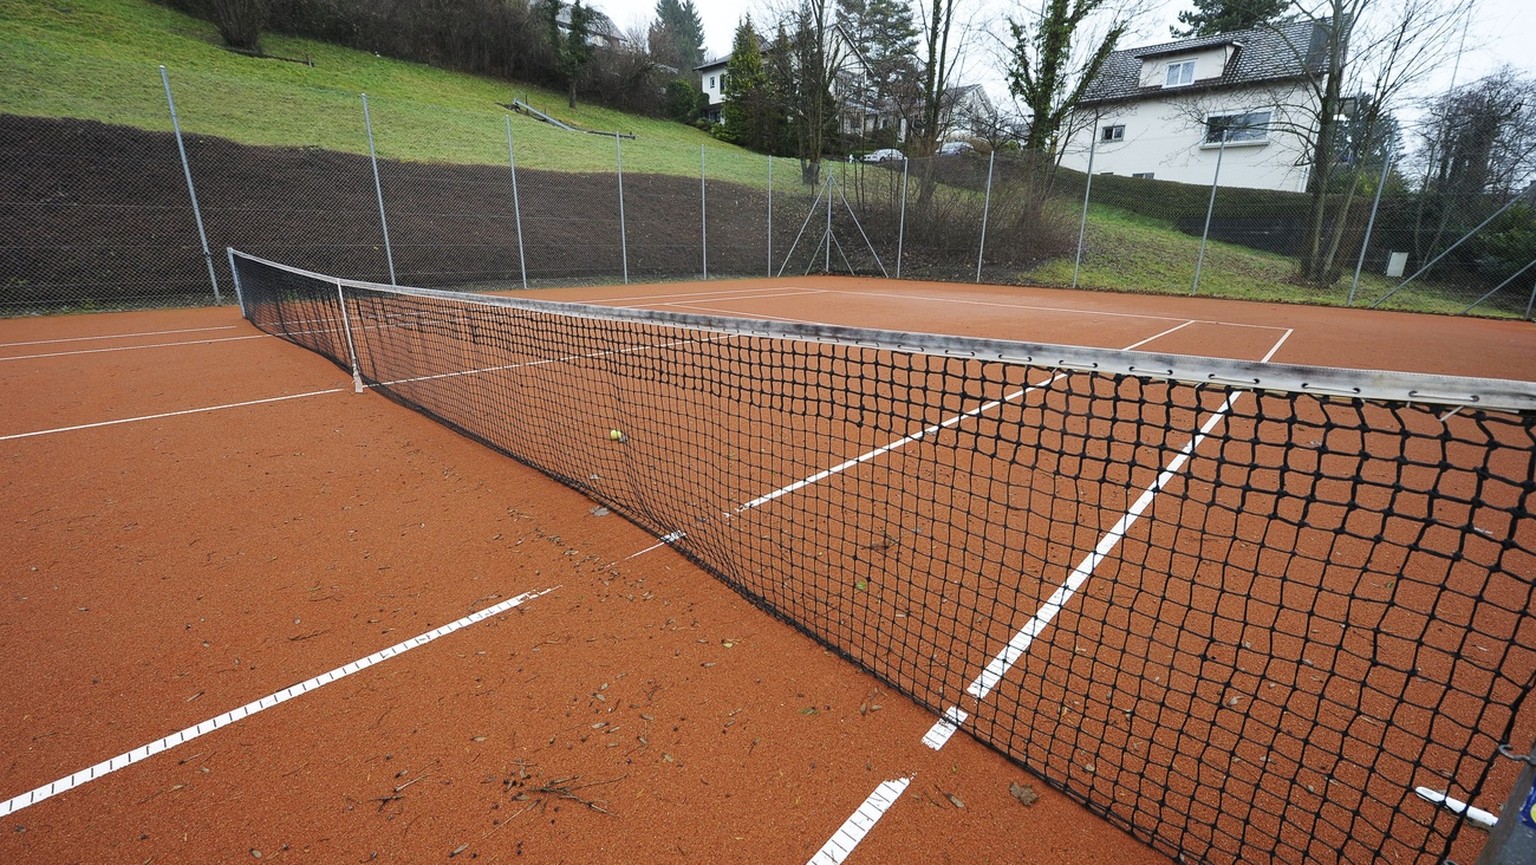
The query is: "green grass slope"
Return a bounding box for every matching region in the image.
[1,0,765,181]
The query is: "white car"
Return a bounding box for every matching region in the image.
[861,148,904,163]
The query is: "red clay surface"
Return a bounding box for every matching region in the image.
[2,278,1533,865]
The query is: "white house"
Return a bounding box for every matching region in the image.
[696,56,729,123]
[1060,19,1333,192]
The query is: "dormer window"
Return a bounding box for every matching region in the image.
[1165,60,1196,87]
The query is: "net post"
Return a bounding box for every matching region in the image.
[976,149,995,284]
[225,247,246,318]
[616,134,629,284]
[1476,738,1536,865]
[159,66,221,305]
[360,94,396,286]
[896,157,909,280]
[333,278,364,394]
[1192,132,1228,296]
[1073,120,1098,289]
[504,115,528,290]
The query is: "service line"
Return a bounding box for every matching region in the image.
[0,325,240,349]
[0,334,268,362]
[0,587,557,818]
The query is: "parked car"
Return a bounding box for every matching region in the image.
[861,148,904,163]
[937,141,975,156]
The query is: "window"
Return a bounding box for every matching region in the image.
[1165,60,1196,87]
[1101,124,1125,142]
[709,75,716,89]
[719,73,727,91]
[1132,172,1155,179]
[1205,110,1272,144]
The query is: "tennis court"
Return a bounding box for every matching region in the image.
[2,268,1533,865]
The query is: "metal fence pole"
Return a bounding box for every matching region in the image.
[1527,276,1536,321]
[616,134,629,284]
[767,156,774,277]
[701,145,708,280]
[504,116,528,290]
[1191,135,1228,296]
[1371,193,1530,308]
[824,170,832,273]
[1073,137,1098,289]
[360,94,396,285]
[1460,258,1536,316]
[896,157,909,280]
[1348,142,1396,306]
[160,66,221,304]
[976,150,996,284]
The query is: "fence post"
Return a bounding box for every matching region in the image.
[896,157,909,281]
[824,170,832,273]
[360,94,396,286]
[767,156,774,277]
[1073,133,1098,289]
[701,146,708,280]
[976,150,996,284]
[1371,193,1530,309]
[504,116,528,290]
[1191,134,1228,296]
[159,66,221,304]
[1527,276,1536,321]
[1348,141,1395,306]
[615,134,629,284]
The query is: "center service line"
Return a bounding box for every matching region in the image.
[0,586,558,818]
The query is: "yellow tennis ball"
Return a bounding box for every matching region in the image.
[609,429,624,441]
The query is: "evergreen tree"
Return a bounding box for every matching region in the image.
[651,0,706,70]
[1172,0,1291,38]
[837,0,920,142]
[544,0,594,109]
[719,19,771,150]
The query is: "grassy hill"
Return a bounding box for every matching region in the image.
[1,0,765,182]
[1,0,1501,315]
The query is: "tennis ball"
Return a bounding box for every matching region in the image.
[609,429,625,441]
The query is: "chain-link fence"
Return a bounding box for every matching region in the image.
[3,63,1533,318]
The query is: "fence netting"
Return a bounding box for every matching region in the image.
[234,249,1536,865]
[6,61,1533,317]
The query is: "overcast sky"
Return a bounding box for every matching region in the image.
[594,0,1534,119]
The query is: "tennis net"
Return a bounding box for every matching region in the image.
[231,249,1536,865]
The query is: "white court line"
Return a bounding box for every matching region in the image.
[583,285,825,305]
[0,388,347,442]
[0,334,268,362]
[738,321,1195,514]
[664,302,830,325]
[923,327,1293,743]
[0,586,557,819]
[0,325,240,349]
[805,778,913,865]
[826,289,1294,331]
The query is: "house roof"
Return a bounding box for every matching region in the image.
[1081,18,1331,105]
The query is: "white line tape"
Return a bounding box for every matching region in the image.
[0,325,240,349]
[0,388,347,441]
[920,707,969,751]
[0,586,557,818]
[806,778,912,865]
[0,334,268,362]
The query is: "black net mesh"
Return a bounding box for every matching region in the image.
[235,251,1536,865]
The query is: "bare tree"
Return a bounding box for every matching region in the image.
[1288,0,1473,284]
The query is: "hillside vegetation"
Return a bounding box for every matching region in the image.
[0,0,1486,314]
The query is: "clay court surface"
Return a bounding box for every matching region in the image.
[2,277,1532,864]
